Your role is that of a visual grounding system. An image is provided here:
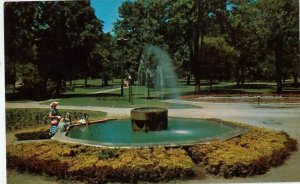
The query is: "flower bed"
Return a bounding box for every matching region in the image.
[7,141,194,183]
[188,124,297,178]
[7,122,297,182]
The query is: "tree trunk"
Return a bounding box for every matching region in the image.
[84,58,88,88]
[63,78,67,88]
[101,70,104,87]
[293,72,298,87]
[274,42,283,93]
[84,56,89,88]
[209,76,213,93]
[13,55,16,94]
[192,0,202,94]
[55,75,62,97]
[195,75,201,94]
[103,78,108,86]
[84,75,88,88]
[236,66,240,87]
[187,74,191,85]
[240,57,245,87]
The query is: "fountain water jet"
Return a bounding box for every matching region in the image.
[132,45,178,132]
[137,45,179,101]
[54,45,247,148]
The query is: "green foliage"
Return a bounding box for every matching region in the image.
[257,0,299,92]
[6,109,49,131]
[5,0,299,98]
[189,124,297,177]
[4,1,106,97]
[6,123,297,181]
[7,141,194,183]
[97,149,118,160]
[202,36,238,82]
[6,108,107,131]
[14,126,50,140]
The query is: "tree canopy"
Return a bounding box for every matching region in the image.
[4,0,299,97]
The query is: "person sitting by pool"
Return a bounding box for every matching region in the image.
[48,101,61,136]
[64,112,71,125]
[58,112,72,132]
[78,112,89,125]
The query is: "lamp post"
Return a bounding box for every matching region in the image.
[117,37,128,96]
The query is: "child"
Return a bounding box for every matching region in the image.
[78,112,89,125]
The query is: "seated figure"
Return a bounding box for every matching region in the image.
[78,112,89,125]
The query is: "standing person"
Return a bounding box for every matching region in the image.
[49,101,61,136]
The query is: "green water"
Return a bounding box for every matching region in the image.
[67,118,241,147]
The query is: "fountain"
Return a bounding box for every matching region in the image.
[136,45,179,101]
[131,107,168,132]
[53,45,246,148]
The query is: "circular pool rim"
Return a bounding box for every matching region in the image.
[52,118,247,148]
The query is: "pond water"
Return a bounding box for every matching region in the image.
[66,118,245,147]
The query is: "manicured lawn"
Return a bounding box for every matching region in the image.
[38,79,299,108]
[7,78,299,106]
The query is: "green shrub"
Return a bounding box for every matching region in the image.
[7,141,194,183]
[14,129,50,140]
[189,126,297,178]
[6,108,107,131]
[6,109,49,131]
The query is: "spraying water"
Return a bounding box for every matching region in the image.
[136,45,179,102]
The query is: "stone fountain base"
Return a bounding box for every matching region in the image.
[131,107,168,132]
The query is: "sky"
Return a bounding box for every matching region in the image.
[90,0,127,33]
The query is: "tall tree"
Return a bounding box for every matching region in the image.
[226,0,262,87]
[114,0,171,81]
[201,36,238,91]
[5,1,104,98]
[257,0,299,92]
[4,2,38,94]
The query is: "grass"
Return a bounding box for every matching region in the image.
[42,95,200,109]
[41,79,202,108]
[7,78,300,107]
[42,79,300,107]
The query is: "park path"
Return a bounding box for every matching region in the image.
[89,86,128,94]
[5,100,300,183]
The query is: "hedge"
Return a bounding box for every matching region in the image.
[7,141,195,183]
[188,125,297,178]
[7,122,297,182]
[14,126,51,140]
[6,108,107,131]
[6,109,49,131]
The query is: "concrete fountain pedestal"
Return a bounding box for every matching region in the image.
[131,107,168,132]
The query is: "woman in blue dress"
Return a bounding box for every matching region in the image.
[48,101,61,136]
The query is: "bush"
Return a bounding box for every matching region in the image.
[7,122,297,181]
[189,125,297,178]
[14,126,51,140]
[6,109,49,131]
[6,108,107,131]
[7,141,194,183]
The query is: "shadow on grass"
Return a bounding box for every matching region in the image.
[67,84,117,90]
[181,89,252,96]
[6,91,122,101]
[217,83,274,90]
[60,93,121,99]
